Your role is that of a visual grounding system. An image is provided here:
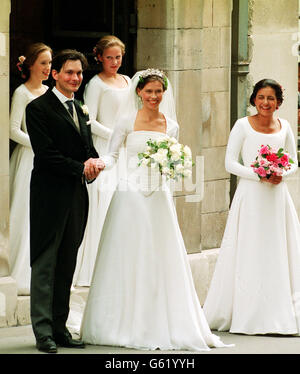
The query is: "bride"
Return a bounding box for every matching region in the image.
[80,69,230,351]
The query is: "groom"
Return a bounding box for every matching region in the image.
[26,49,104,353]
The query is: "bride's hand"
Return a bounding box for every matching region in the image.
[96,158,106,171]
[261,174,282,185]
[84,158,104,180]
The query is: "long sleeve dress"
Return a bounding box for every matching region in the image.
[80,114,230,351]
[9,84,48,294]
[203,116,300,335]
[73,74,131,286]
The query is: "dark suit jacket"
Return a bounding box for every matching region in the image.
[26,89,99,265]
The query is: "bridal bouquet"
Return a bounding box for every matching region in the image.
[138,136,194,180]
[251,144,294,179]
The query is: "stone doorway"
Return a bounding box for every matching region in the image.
[9,0,137,102]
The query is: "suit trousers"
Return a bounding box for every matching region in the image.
[30,180,88,341]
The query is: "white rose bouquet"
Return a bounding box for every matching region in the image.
[138,136,194,180]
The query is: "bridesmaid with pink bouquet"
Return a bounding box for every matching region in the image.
[204,79,300,335]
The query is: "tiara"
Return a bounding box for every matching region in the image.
[138,68,168,89]
[140,68,164,79]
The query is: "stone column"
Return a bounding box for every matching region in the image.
[137,0,233,303]
[137,0,232,253]
[0,0,18,328]
[137,0,203,254]
[248,0,298,125]
[198,0,232,250]
[248,0,300,216]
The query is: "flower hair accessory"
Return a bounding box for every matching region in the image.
[93,47,101,64]
[138,68,168,90]
[18,55,26,64]
[17,55,26,79]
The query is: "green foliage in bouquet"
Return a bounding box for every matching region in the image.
[138,136,194,181]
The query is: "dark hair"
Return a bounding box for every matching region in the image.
[19,42,52,80]
[51,49,88,73]
[250,79,284,107]
[136,75,168,92]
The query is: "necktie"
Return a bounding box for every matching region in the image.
[65,100,74,117]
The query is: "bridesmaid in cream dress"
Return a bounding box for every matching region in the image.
[203,79,300,335]
[73,36,131,286]
[9,43,52,295]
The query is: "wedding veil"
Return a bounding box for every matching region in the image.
[114,69,178,131]
[101,70,178,170]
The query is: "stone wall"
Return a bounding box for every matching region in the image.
[137,0,232,253]
[248,0,298,125]
[198,0,232,250]
[248,0,300,215]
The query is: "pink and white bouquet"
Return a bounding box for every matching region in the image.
[138,136,194,181]
[251,144,294,179]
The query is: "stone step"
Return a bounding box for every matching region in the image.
[0,277,17,327]
[0,249,219,328]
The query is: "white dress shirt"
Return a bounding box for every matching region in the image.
[52,87,80,131]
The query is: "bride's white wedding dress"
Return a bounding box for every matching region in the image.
[80,115,229,351]
[203,116,300,335]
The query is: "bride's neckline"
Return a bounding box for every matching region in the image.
[133,113,167,134]
[132,130,166,134]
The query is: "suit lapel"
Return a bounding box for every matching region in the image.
[47,90,81,134]
[46,91,92,152]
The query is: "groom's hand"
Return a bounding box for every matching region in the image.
[84,158,104,181]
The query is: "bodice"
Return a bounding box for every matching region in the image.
[126,130,166,169]
[84,75,131,129]
[225,116,298,182]
[241,118,288,167]
[122,131,169,195]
